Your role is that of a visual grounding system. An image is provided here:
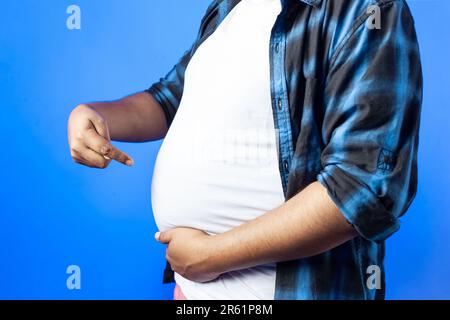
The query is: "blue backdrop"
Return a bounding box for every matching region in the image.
[0,0,449,299]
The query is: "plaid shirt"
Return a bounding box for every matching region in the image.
[147,0,422,300]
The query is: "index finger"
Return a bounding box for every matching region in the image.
[106,145,134,166]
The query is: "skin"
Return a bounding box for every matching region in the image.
[156,181,358,282]
[68,92,357,283]
[68,92,168,168]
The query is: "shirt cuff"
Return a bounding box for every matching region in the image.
[145,84,177,128]
[317,165,400,242]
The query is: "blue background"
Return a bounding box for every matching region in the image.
[0,0,449,299]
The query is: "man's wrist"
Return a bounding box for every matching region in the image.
[204,233,232,275]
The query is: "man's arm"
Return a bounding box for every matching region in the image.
[208,182,358,273]
[68,92,168,168]
[68,1,218,168]
[157,182,358,282]
[83,92,168,142]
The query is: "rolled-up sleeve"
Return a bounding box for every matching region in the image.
[317,1,423,242]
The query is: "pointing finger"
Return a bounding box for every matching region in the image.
[107,145,134,167]
[83,129,134,166]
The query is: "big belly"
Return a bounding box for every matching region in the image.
[151,117,285,235]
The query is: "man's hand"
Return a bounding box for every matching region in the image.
[154,183,357,279]
[68,104,134,168]
[156,228,221,283]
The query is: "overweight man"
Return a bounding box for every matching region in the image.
[68,0,422,300]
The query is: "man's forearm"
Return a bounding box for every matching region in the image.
[86,92,168,142]
[208,181,358,274]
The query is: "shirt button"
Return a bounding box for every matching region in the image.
[283,160,290,173]
[277,98,283,110]
[275,43,280,53]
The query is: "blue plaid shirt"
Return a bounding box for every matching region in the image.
[147,0,422,300]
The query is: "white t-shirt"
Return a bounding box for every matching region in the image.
[151,0,284,300]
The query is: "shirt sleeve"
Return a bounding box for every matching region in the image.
[317,0,423,242]
[146,46,195,127]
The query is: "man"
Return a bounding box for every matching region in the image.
[68,0,422,300]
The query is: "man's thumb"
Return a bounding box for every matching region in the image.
[155,231,171,244]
